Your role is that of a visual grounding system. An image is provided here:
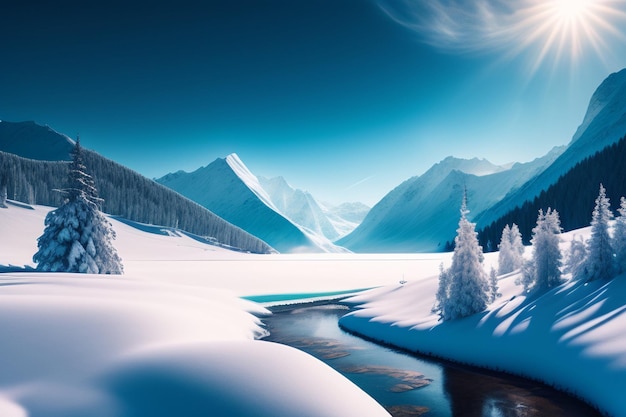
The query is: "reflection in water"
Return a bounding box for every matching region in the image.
[262,303,601,417]
[442,365,567,416]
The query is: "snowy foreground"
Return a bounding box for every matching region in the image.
[341,228,626,417]
[1,203,434,417]
[3,203,625,416]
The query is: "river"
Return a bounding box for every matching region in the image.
[261,301,602,417]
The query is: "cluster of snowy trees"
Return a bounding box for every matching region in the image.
[436,183,626,321]
[33,140,124,274]
[0,149,273,254]
[566,185,626,281]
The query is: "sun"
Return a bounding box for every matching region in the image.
[550,0,593,23]
[511,0,626,72]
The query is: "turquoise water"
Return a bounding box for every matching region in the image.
[262,302,602,417]
[241,288,372,304]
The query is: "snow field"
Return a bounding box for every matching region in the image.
[0,204,396,417]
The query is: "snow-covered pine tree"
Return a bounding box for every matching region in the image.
[521,208,562,291]
[433,262,449,315]
[489,267,500,303]
[565,235,587,279]
[33,139,123,274]
[498,223,525,275]
[439,193,489,321]
[582,184,615,281]
[498,225,513,274]
[614,197,626,274]
[67,137,99,205]
[509,223,525,268]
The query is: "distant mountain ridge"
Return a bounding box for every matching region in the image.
[339,68,626,252]
[337,151,563,252]
[257,175,368,241]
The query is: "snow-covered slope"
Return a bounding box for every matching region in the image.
[258,175,368,241]
[321,201,370,238]
[338,152,562,252]
[339,228,626,417]
[474,68,626,229]
[0,203,392,417]
[0,120,74,161]
[156,154,330,253]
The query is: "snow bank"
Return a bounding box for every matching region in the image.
[0,204,392,416]
[340,239,626,417]
[0,275,391,417]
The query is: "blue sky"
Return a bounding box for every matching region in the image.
[2,0,626,206]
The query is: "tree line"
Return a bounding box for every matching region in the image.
[0,149,274,254]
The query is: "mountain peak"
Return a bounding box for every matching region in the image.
[571,68,626,145]
[0,120,75,161]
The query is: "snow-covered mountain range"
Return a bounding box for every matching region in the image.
[257,175,368,241]
[3,67,625,254]
[337,151,563,252]
[156,154,360,253]
[339,68,626,253]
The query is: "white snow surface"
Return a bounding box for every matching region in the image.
[4,202,625,416]
[0,203,394,417]
[340,228,626,417]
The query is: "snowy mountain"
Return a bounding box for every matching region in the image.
[337,152,563,253]
[339,68,626,253]
[156,154,339,253]
[0,120,74,161]
[321,201,370,238]
[258,175,368,241]
[474,68,626,230]
[0,121,273,254]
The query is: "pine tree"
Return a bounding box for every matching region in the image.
[510,223,525,266]
[433,263,449,315]
[438,193,489,321]
[489,267,500,302]
[67,137,99,205]
[582,184,615,281]
[0,182,7,208]
[565,235,587,279]
[614,197,626,274]
[33,139,123,274]
[498,223,525,275]
[498,225,513,274]
[521,208,562,291]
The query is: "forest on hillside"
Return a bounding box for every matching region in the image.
[478,134,626,250]
[0,150,274,254]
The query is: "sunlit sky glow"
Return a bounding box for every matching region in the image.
[2,1,626,206]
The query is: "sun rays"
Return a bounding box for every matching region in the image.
[379,0,626,73]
